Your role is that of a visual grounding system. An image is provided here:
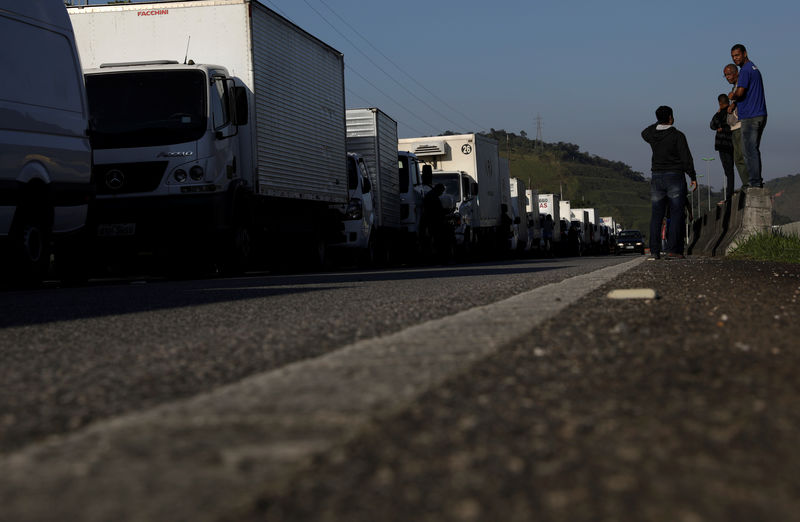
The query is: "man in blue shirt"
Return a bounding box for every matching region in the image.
[728,44,767,188]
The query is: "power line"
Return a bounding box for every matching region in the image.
[315,0,488,133]
[345,88,427,137]
[299,0,470,134]
[345,64,440,134]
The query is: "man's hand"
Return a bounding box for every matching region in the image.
[727,102,736,114]
[690,180,698,192]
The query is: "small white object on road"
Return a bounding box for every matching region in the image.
[607,288,658,300]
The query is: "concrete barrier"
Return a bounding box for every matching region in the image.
[687,187,772,257]
[780,221,800,238]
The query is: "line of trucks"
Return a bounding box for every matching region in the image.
[0,0,622,286]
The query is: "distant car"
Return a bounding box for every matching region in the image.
[615,229,645,255]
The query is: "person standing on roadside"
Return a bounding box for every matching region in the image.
[728,44,767,188]
[723,64,749,188]
[710,94,735,200]
[641,106,698,259]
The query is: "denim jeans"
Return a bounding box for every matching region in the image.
[741,115,767,187]
[718,148,734,199]
[650,171,686,255]
[731,127,748,187]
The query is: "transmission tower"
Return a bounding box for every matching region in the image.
[534,113,544,155]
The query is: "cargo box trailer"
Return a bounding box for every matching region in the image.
[68,0,349,270]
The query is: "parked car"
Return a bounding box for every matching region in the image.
[615,229,645,255]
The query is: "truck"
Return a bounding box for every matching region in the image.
[536,193,565,255]
[1,0,93,286]
[397,150,426,259]
[398,134,501,254]
[67,0,349,271]
[524,189,541,249]
[336,108,401,264]
[571,207,599,252]
[508,177,529,252]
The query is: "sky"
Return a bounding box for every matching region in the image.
[83,0,798,189]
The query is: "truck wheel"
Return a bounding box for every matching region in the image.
[311,236,328,270]
[358,236,375,268]
[9,205,52,286]
[54,229,91,286]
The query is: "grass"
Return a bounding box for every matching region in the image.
[727,230,800,264]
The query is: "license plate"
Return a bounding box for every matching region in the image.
[97,223,136,237]
[625,245,634,249]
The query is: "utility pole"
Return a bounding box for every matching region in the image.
[534,114,543,155]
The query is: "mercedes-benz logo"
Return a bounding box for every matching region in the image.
[105,169,125,190]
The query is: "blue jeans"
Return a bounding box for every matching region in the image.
[650,171,686,255]
[741,115,767,187]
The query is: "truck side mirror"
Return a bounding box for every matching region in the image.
[471,183,479,196]
[233,86,248,125]
[363,177,372,193]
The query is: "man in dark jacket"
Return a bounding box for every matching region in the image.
[710,93,735,200]
[641,106,698,259]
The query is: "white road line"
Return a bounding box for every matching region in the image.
[0,256,645,522]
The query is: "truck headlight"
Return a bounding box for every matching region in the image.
[190,165,204,181]
[174,169,187,182]
[346,198,362,220]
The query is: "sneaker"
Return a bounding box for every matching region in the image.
[648,253,661,260]
[666,252,686,260]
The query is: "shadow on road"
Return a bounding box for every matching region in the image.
[0,259,570,329]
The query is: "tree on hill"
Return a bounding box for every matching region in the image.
[483,129,645,182]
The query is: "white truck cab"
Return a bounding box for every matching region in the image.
[0,0,92,284]
[331,153,375,258]
[82,61,249,266]
[432,170,478,247]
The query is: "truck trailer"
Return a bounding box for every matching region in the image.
[398,134,501,253]
[68,0,349,271]
[338,108,401,263]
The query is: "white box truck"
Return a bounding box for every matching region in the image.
[398,134,501,251]
[509,177,529,252]
[67,0,349,271]
[397,150,426,257]
[338,108,401,263]
[538,193,562,248]
[1,0,92,285]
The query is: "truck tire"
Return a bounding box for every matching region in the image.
[9,205,52,287]
[358,233,376,268]
[54,229,91,286]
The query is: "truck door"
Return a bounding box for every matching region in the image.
[210,75,237,185]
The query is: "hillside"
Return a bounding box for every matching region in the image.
[483,130,653,234]
[766,174,800,225]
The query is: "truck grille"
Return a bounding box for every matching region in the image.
[94,162,169,195]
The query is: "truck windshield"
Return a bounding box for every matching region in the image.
[86,70,207,149]
[434,173,462,202]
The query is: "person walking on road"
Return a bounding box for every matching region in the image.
[728,44,767,188]
[710,94,735,201]
[723,64,749,188]
[641,106,698,259]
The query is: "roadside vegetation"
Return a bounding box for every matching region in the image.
[728,230,800,264]
[479,129,653,233]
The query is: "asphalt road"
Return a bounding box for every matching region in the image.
[0,256,630,455]
[10,255,795,522]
